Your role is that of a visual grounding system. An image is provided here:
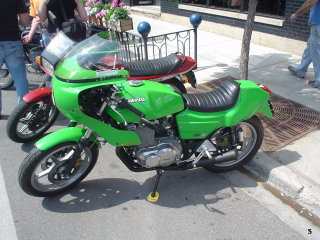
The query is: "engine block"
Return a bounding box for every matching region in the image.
[135,142,182,168]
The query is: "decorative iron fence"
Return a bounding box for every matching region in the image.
[118,28,195,61]
[88,14,202,63]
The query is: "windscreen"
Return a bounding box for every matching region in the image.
[62,31,123,71]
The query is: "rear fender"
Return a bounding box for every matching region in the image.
[23,87,52,103]
[36,127,101,151]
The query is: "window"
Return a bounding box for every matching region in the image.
[180,0,286,17]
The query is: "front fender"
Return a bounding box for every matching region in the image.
[36,127,101,151]
[23,87,52,103]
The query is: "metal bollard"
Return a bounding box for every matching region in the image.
[137,21,151,60]
[190,14,202,62]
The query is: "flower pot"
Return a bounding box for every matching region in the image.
[108,18,133,32]
[89,15,98,24]
[97,18,103,26]
[88,15,95,24]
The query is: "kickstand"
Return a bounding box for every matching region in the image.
[147,169,163,202]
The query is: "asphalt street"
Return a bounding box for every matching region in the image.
[0,74,318,240]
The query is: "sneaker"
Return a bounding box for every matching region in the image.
[288,66,305,78]
[308,80,320,89]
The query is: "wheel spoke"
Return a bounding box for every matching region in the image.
[18,124,30,133]
[50,156,60,164]
[37,165,55,179]
[62,149,75,161]
[20,112,34,122]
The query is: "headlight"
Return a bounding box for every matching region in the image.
[41,57,54,76]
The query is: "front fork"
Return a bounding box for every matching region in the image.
[64,100,108,174]
[63,128,94,174]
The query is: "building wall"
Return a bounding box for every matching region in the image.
[161,0,310,42]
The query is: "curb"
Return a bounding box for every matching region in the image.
[245,151,320,218]
[131,7,161,19]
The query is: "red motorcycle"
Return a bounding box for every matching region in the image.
[6,51,197,143]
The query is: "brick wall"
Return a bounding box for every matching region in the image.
[161,0,310,41]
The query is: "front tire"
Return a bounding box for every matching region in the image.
[18,141,99,197]
[7,99,59,143]
[204,116,264,173]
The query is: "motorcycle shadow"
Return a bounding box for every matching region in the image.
[42,168,257,213]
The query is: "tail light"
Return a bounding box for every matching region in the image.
[258,84,272,96]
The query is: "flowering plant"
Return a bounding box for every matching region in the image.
[84,0,130,21]
[84,0,104,16]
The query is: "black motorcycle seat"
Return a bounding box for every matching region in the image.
[182,80,240,112]
[120,53,182,77]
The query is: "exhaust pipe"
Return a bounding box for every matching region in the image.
[184,150,238,169]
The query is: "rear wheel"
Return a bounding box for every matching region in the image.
[18,141,99,197]
[204,116,264,173]
[6,99,59,143]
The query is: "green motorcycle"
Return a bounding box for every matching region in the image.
[18,31,273,201]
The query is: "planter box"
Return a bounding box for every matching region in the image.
[108,18,133,32]
[88,16,133,32]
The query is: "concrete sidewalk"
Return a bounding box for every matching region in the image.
[130,14,320,217]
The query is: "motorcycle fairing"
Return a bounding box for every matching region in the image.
[52,76,141,146]
[176,80,273,139]
[35,127,101,151]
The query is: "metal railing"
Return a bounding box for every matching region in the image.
[116,14,202,62]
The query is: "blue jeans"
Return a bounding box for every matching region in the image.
[0,41,29,113]
[295,24,320,86]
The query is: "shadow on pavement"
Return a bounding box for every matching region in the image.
[42,168,256,213]
[266,149,302,165]
[21,141,36,153]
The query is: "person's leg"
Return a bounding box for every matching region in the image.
[309,24,320,87]
[4,41,28,103]
[294,36,312,77]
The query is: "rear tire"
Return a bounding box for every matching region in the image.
[204,116,264,173]
[6,99,59,143]
[18,141,99,197]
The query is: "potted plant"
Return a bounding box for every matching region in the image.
[84,0,104,24]
[84,0,132,32]
[104,1,132,32]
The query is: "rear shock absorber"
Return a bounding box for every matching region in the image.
[230,127,238,147]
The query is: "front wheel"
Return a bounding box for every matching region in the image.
[18,141,99,197]
[6,99,59,143]
[204,116,264,173]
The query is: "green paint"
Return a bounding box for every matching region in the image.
[36,127,101,151]
[176,80,272,139]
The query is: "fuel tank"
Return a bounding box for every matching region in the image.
[107,80,185,123]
